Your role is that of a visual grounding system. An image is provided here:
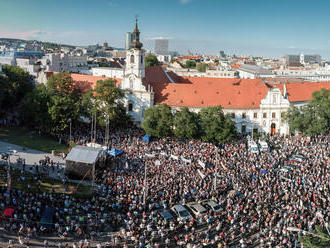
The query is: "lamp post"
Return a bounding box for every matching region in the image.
[143,159,147,208]
[213,148,218,191]
[69,118,72,142]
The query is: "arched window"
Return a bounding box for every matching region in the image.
[130,55,135,63]
[129,79,133,89]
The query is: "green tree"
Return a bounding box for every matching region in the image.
[93,79,129,127]
[200,106,236,143]
[299,225,330,248]
[145,55,159,67]
[173,107,201,139]
[185,60,196,69]
[19,84,52,131]
[48,94,80,132]
[142,104,173,137]
[47,72,79,96]
[0,65,33,110]
[197,63,208,72]
[284,89,330,136]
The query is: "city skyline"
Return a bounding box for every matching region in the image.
[0,0,330,58]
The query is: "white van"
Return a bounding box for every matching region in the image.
[248,140,259,154]
[258,141,268,152]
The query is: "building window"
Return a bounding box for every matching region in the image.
[141,55,143,64]
[263,113,267,118]
[231,113,235,118]
[272,112,276,118]
[130,55,134,63]
[242,113,246,119]
[241,125,246,133]
[254,113,257,118]
[128,103,133,112]
[129,79,133,89]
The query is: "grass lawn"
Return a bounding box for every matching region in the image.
[0,165,92,197]
[0,126,68,154]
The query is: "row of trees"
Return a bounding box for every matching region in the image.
[285,88,329,136]
[0,65,33,112]
[184,60,208,72]
[20,72,129,133]
[142,104,237,143]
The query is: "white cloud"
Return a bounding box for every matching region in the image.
[179,0,193,4]
[0,30,53,40]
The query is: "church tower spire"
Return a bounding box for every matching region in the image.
[131,17,143,49]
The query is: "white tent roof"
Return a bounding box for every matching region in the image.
[66,146,103,164]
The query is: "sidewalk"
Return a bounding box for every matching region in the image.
[0,141,93,185]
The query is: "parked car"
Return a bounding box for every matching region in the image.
[202,200,222,213]
[185,202,208,217]
[171,204,193,221]
[158,209,174,221]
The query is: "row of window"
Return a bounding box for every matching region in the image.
[231,112,281,119]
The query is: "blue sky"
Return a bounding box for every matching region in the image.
[0,0,329,58]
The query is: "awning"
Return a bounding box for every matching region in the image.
[107,148,123,157]
[142,134,151,143]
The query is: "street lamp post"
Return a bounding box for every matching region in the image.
[69,119,72,142]
[143,160,147,207]
[213,148,218,191]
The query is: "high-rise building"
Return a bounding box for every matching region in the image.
[125,32,133,50]
[154,38,169,55]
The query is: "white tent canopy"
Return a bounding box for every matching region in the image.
[66,146,103,164]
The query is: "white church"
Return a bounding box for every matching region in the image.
[43,21,330,136]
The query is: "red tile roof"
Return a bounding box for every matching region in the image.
[269,81,330,102]
[44,72,121,93]
[148,77,269,109]
[231,63,242,69]
[70,73,121,93]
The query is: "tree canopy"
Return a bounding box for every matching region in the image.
[19,72,129,133]
[93,79,129,127]
[173,107,201,139]
[185,60,196,69]
[200,106,237,144]
[197,63,208,72]
[299,225,330,248]
[145,55,159,67]
[142,104,173,137]
[284,88,330,136]
[142,104,237,142]
[0,65,33,111]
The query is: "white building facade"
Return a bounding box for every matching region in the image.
[119,20,154,123]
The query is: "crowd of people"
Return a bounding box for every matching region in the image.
[0,125,329,247]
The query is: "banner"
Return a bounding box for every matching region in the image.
[198,160,206,169]
[171,155,179,160]
[197,169,205,179]
[181,156,191,164]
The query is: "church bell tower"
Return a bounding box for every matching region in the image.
[125,18,145,81]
